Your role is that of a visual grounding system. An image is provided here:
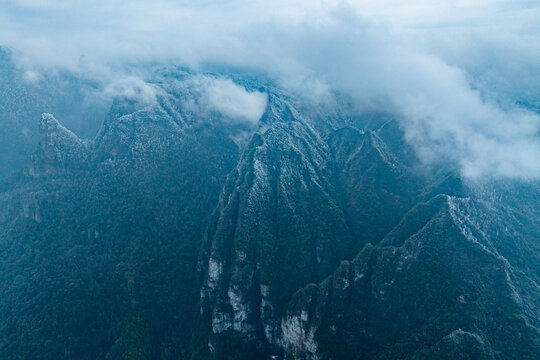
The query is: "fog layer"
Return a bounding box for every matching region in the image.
[1,0,539,178]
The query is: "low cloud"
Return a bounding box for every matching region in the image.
[169,75,268,126]
[22,70,43,84]
[202,77,267,125]
[1,0,539,178]
[104,76,158,105]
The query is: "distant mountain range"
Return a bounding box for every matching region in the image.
[0,62,538,360]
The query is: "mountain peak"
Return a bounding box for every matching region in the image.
[40,112,59,126]
[25,114,87,177]
[39,113,81,141]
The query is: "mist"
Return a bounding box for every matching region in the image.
[1,0,539,178]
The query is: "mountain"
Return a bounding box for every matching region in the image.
[283,195,539,360]
[0,74,240,359]
[0,47,108,179]
[199,104,420,359]
[0,68,538,360]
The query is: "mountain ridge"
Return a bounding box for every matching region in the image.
[0,70,537,360]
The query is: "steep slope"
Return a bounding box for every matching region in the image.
[282,195,540,360]
[0,85,239,360]
[198,100,420,359]
[25,113,88,177]
[199,99,351,359]
[328,126,418,245]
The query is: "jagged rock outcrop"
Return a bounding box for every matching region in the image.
[25,113,88,177]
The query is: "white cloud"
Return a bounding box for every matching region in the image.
[104,76,158,105]
[172,75,268,125]
[22,70,43,84]
[0,0,539,178]
[203,77,267,125]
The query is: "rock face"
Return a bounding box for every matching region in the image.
[200,104,352,358]
[0,69,538,360]
[198,95,424,359]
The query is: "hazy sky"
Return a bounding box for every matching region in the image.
[1,0,540,178]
